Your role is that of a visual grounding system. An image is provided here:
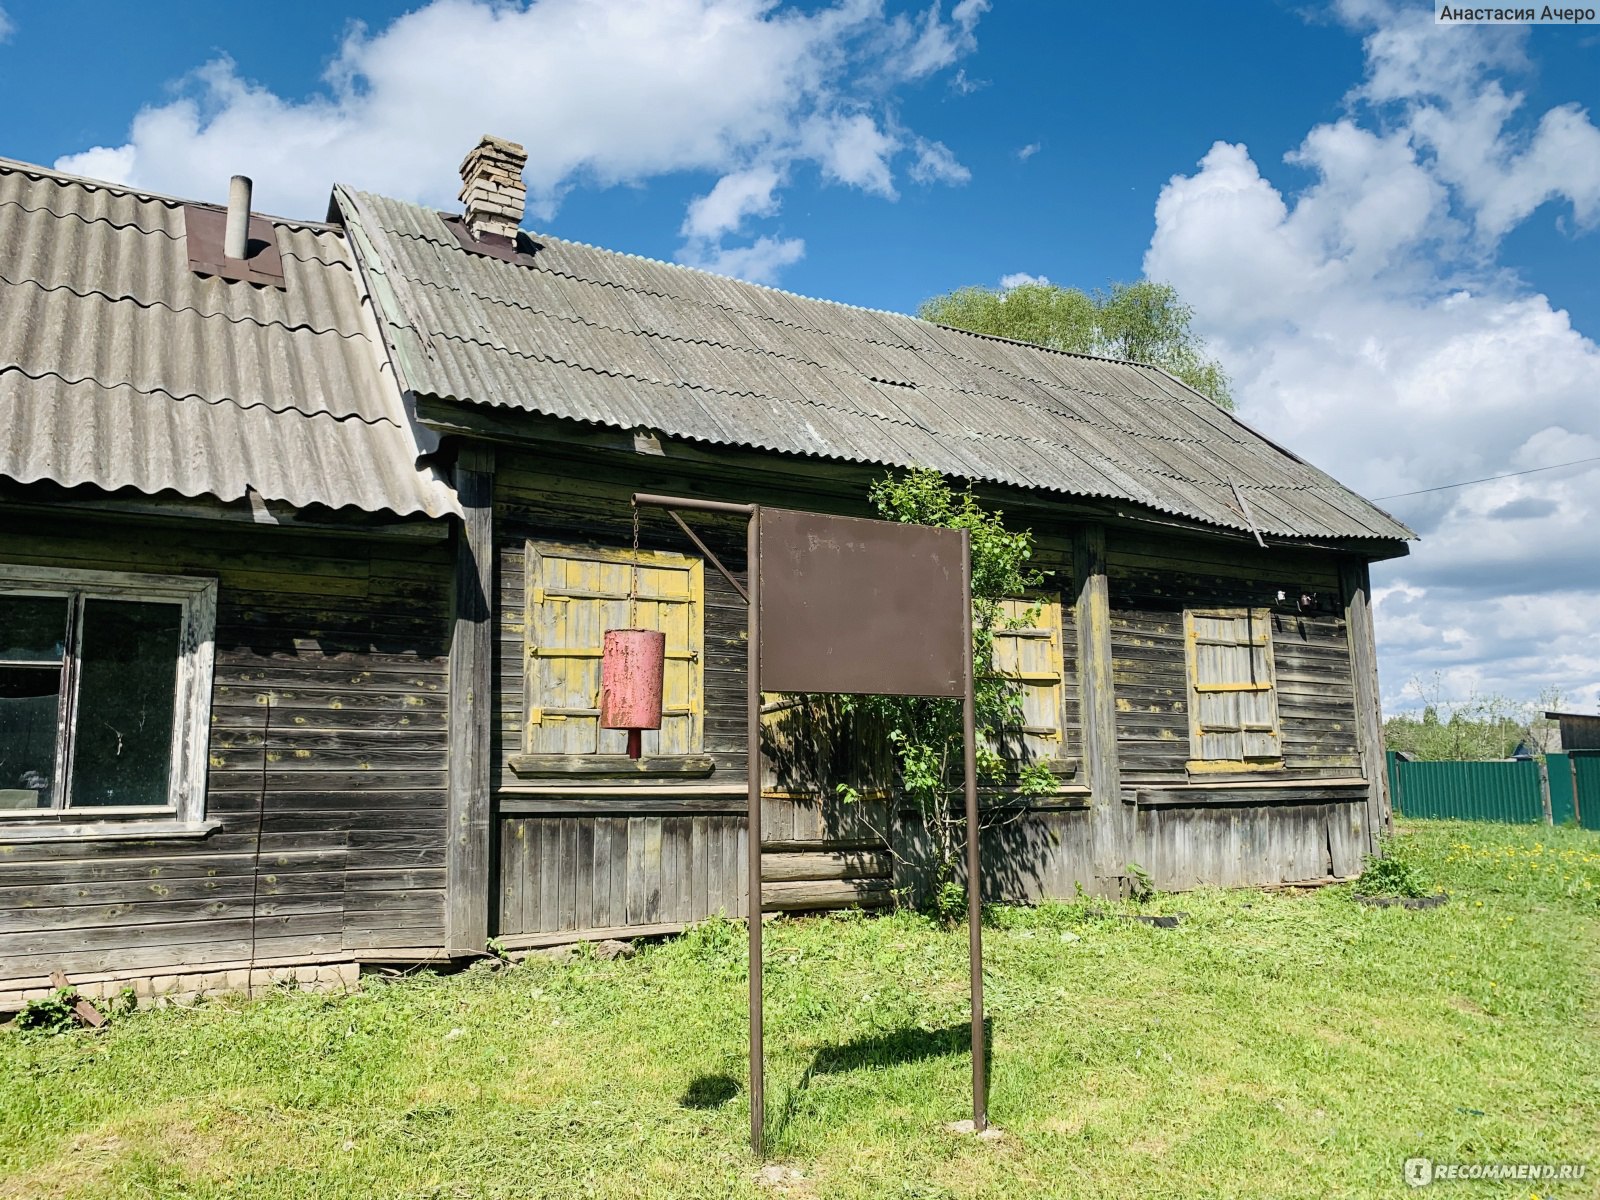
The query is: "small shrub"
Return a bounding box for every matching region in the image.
[930,880,968,927]
[14,988,79,1034]
[1127,862,1156,903]
[1356,839,1433,898]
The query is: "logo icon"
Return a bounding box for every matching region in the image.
[1405,1158,1434,1188]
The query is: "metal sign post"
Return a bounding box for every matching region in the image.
[746,504,765,1155]
[633,495,985,1154]
[959,527,986,1133]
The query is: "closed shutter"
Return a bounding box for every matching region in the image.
[1184,608,1281,765]
[991,595,1066,768]
[524,544,703,757]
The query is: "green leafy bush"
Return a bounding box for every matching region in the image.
[1356,838,1433,898]
[14,988,79,1035]
[930,880,968,927]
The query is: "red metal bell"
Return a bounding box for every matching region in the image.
[600,628,665,758]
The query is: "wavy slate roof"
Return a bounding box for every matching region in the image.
[337,187,1411,543]
[0,159,458,518]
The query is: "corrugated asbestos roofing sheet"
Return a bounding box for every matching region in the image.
[0,160,459,518]
[338,186,1412,543]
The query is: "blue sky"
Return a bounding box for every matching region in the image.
[2,0,1598,714]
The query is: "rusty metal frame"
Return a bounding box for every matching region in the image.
[633,493,986,1155]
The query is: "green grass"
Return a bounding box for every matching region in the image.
[4,819,1598,1199]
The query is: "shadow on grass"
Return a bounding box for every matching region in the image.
[769,1018,991,1139]
[680,1073,742,1109]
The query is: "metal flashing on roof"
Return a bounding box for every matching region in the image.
[182,202,285,288]
[440,213,540,268]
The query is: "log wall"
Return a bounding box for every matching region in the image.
[1,440,1391,993]
[485,442,1384,928]
[0,506,453,1002]
[1105,530,1373,891]
[1107,531,1362,782]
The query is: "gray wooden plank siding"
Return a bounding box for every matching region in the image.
[486,448,1383,926]
[1107,533,1363,783]
[1134,800,1368,890]
[0,510,452,986]
[497,814,747,937]
[493,457,753,790]
[894,808,1097,905]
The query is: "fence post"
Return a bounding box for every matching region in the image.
[1576,755,1589,830]
[1537,757,1554,825]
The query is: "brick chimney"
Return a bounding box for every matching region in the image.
[458,135,528,241]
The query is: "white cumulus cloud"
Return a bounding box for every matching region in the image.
[885,0,988,80]
[53,0,987,283]
[1144,0,1600,713]
[909,138,970,185]
[681,165,784,241]
[678,234,806,285]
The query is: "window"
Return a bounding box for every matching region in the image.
[0,566,216,831]
[517,542,705,771]
[1183,607,1282,770]
[991,594,1071,775]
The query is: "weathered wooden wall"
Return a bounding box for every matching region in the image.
[486,446,1109,939]
[498,812,747,941]
[1132,797,1368,889]
[0,505,452,994]
[1107,531,1362,782]
[0,440,1392,994]
[484,439,1384,929]
[893,804,1095,905]
[491,449,800,944]
[1105,531,1373,890]
[494,454,754,791]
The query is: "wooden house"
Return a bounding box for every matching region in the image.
[0,139,1412,1007]
[0,158,459,1007]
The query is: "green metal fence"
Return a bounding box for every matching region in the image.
[1575,754,1600,831]
[1387,750,1599,827]
[1549,753,1578,826]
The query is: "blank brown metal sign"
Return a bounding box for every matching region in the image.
[758,508,967,698]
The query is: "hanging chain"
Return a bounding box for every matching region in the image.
[629,502,641,631]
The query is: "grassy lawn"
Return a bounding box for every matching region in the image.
[3,819,1598,1199]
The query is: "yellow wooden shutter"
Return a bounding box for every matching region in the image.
[1184,607,1281,765]
[991,595,1066,767]
[524,543,703,756]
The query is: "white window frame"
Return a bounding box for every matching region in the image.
[0,564,218,842]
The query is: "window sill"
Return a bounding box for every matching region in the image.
[508,753,716,780]
[1130,780,1370,808]
[0,818,223,844]
[1185,760,1286,778]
